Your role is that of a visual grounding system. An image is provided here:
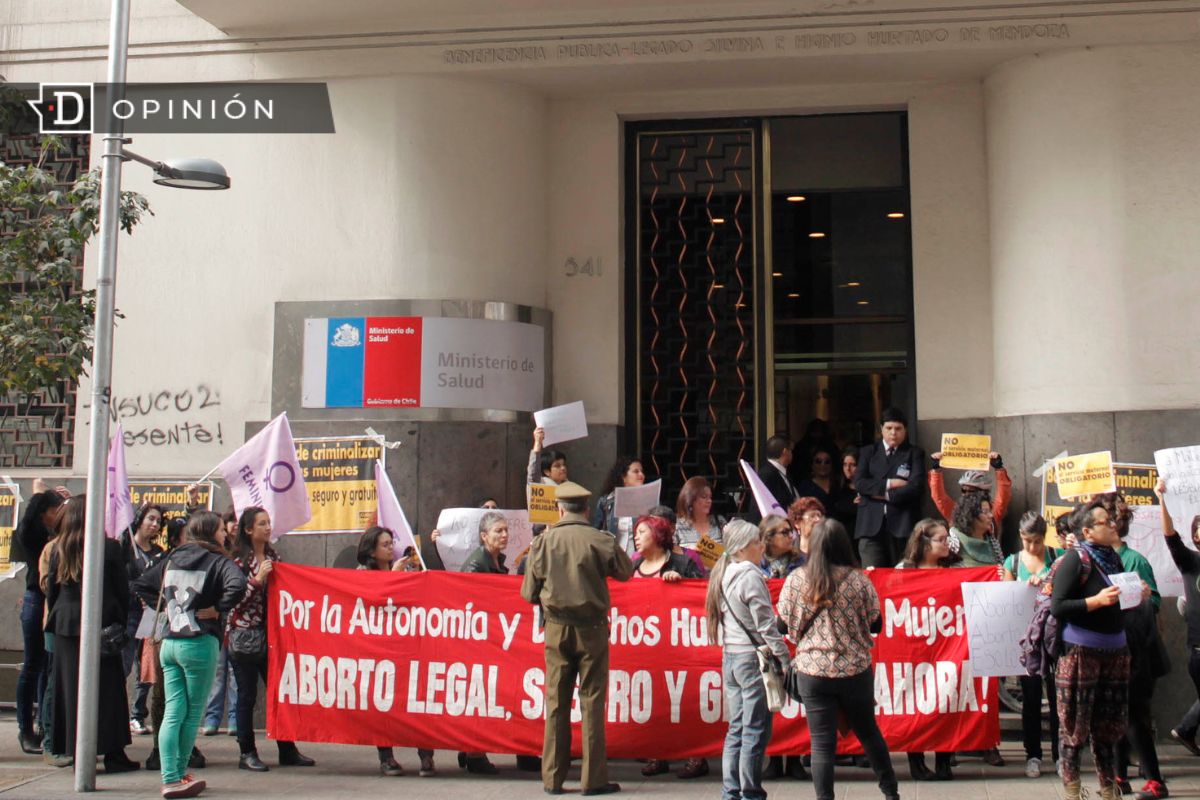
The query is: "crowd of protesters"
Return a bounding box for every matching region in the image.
[9,407,1197,800]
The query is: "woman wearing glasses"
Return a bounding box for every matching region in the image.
[1050,502,1129,800]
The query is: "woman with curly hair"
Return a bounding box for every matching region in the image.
[592,456,647,555]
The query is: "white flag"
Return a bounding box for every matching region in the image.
[214,413,310,540]
[740,459,788,520]
[375,460,422,566]
[105,424,134,539]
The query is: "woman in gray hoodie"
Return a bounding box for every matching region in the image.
[705,519,789,800]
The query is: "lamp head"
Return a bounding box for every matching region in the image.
[153,157,230,190]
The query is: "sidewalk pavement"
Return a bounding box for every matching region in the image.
[0,716,1198,799]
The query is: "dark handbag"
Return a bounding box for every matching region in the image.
[227,624,267,662]
[100,621,128,657]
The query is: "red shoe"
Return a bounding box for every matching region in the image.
[1135,781,1169,800]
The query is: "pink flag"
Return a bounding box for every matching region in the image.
[739,459,788,520]
[215,413,311,540]
[375,460,422,567]
[105,423,134,539]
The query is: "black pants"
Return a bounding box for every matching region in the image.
[797,671,897,800]
[1021,674,1059,762]
[1180,649,1200,737]
[232,657,297,757]
[1118,670,1161,783]
[857,535,898,569]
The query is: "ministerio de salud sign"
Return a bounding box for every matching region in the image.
[301,316,544,412]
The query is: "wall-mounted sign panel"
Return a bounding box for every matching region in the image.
[301,316,544,412]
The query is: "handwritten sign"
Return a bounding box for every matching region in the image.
[1110,571,1143,610]
[527,484,559,525]
[533,401,588,447]
[1154,445,1200,537]
[614,479,662,519]
[1124,504,1196,597]
[961,580,1037,677]
[1053,451,1116,499]
[939,434,991,471]
[693,535,725,571]
[433,508,534,573]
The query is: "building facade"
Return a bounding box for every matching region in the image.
[3,1,1200,688]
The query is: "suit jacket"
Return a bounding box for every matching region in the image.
[852,441,926,540]
[45,537,130,637]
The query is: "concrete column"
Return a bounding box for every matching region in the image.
[985,44,1200,417]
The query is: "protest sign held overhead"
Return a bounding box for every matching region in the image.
[938,434,991,471]
[215,412,311,539]
[267,564,998,757]
[533,400,588,446]
[1154,445,1200,536]
[1052,451,1116,499]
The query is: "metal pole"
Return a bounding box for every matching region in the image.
[75,0,130,790]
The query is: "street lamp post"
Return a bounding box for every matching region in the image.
[75,0,228,790]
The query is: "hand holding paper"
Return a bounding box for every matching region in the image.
[1110,572,1144,610]
[533,401,588,446]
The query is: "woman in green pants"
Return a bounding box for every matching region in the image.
[135,512,247,799]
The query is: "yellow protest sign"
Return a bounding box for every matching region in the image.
[528,484,559,525]
[0,485,18,576]
[129,481,214,549]
[1053,451,1116,499]
[693,535,725,571]
[292,436,383,534]
[939,433,992,471]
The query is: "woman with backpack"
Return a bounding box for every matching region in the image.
[1050,501,1128,800]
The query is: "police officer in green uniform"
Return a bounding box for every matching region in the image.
[520,481,634,796]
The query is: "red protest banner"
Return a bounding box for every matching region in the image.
[266,565,998,758]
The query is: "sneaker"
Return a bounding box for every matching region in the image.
[419,753,436,777]
[161,778,205,799]
[130,719,151,736]
[1171,729,1200,757]
[1135,781,1168,800]
[201,726,219,736]
[983,748,1006,767]
[1026,758,1042,778]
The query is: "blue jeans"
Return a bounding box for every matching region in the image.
[203,649,238,730]
[722,650,772,800]
[16,590,47,737]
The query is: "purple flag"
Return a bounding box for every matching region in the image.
[215,413,311,540]
[739,459,788,520]
[105,423,134,539]
[375,460,422,567]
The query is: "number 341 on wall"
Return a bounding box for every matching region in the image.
[564,257,602,277]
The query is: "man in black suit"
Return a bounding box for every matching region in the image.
[853,408,926,567]
[748,435,797,523]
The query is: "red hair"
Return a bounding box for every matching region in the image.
[788,496,826,522]
[635,515,674,552]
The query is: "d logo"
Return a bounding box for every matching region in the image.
[27,83,94,134]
